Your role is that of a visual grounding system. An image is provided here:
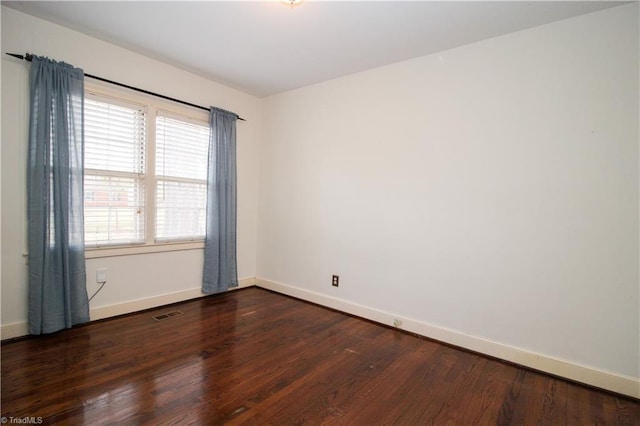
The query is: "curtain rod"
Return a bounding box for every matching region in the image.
[6,52,246,121]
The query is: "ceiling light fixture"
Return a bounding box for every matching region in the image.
[281,0,303,7]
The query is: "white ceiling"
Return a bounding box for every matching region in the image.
[3,1,627,98]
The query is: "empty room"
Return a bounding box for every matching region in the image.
[1,1,639,424]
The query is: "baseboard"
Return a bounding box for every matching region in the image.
[1,277,256,341]
[90,277,256,321]
[255,277,640,399]
[1,322,30,341]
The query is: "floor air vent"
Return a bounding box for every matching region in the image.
[152,310,184,321]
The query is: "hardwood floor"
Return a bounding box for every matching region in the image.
[2,287,638,425]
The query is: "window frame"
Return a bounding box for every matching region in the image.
[84,92,148,248]
[84,81,210,259]
[154,110,210,243]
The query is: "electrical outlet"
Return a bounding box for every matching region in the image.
[332,275,339,287]
[96,268,107,284]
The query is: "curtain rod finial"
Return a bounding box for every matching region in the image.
[5,52,33,61]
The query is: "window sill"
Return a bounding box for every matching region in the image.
[85,241,205,259]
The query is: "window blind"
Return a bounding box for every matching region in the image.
[155,113,209,242]
[84,95,146,246]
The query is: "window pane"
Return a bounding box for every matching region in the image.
[84,94,147,247]
[156,115,209,180]
[156,179,206,241]
[84,175,145,246]
[85,97,146,174]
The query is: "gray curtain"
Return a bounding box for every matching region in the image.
[27,56,89,334]
[202,107,238,293]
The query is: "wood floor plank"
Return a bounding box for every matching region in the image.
[2,287,638,425]
[329,337,438,424]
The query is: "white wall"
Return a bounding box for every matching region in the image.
[258,2,639,387]
[1,7,261,333]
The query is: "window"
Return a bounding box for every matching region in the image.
[155,114,209,242]
[84,95,146,247]
[83,86,210,250]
